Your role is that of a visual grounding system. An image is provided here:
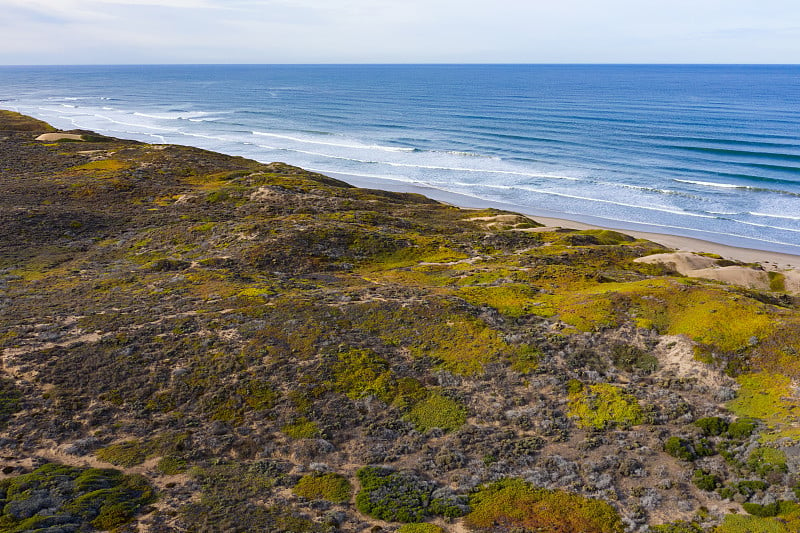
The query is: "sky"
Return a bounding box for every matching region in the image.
[1,0,799,64]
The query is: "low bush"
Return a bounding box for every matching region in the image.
[692,469,720,491]
[694,416,729,436]
[355,467,466,523]
[568,383,644,430]
[405,392,467,433]
[464,478,624,533]
[0,463,155,532]
[293,472,352,503]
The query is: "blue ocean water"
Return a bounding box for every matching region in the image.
[2,64,800,254]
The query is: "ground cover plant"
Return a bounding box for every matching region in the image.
[2,111,800,531]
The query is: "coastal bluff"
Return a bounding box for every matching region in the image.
[2,110,800,532]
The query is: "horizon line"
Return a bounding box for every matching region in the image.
[2,62,800,68]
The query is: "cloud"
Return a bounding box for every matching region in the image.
[1,0,799,64]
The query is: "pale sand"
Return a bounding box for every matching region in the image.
[35,133,84,142]
[531,216,800,270]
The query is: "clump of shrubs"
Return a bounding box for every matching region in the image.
[663,436,714,461]
[464,478,624,532]
[692,469,720,491]
[0,463,155,531]
[404,392,467,433]
[355,467,467,523]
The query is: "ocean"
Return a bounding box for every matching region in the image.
[2,64,799,254]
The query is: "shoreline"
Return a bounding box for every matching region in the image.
[325,171,800,270]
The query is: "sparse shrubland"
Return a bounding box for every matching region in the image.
[2,112,800,531]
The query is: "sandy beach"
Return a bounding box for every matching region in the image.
[329,171,800,271]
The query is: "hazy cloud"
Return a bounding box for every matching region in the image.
[0,0,798,64]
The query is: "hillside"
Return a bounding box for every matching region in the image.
[2,110,800,533]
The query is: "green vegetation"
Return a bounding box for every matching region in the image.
[649,521,704,532]
[397,524,446,533]
[716,512,800,533]
[96,440,149,467]
[0,376,22,428]
[663,436,714,461]
[568,382,645,429]
[728,373,800,441]
[405,392,467,433]
[293,472,353,503]
[0,463,155,532]
[6,111,800,532]
[464,478,624,532]
[355,467,466,523]
[157,456,188,475]
[181,461,328,532]
[282,417,321,439]
[747,447,788,477]
[692,469,720,491]
[694,416,729,436]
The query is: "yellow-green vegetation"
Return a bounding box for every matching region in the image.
[70,159,130,173]
[546,278,778,352]
[456,283,541,317]
[9,111,800,533]
[397,524,446,533]
[404,392,467,433]
[332,348,397,403]
[356,303,510,375]
[464,478,624,533]
[156,456,188,475]
[331,348,427,408]
[365,238,468,271]
[282,417,321,439]
[292,472,353,503]
[0,110,56,131]
[237,287,274,299]
[96,440,149,467]
[568,382,645,430]
[96,433,193,470]
[747,447,788,477]
[727,372,800,441]
[715,509,800,532]
[0,463,155,532]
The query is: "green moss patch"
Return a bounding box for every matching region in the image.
[727,372,800,441]
[716,509,800,532]
[568,382,644,430]
[293,472,353,503]
[397,524,446,533]
[405,392,467,433]
[282,417,321,439]
[354,303,510,375]
[95,440,149,467]
[456,283,541,317]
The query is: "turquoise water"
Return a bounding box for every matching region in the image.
[2,64,800,253]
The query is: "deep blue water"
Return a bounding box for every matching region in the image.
[2,64,800,254]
